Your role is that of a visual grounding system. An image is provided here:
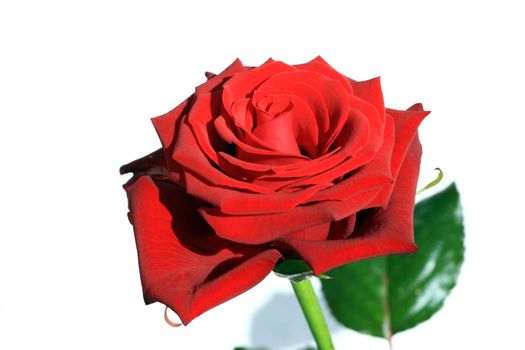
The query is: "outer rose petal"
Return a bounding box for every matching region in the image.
[124,176,282,324]
[294,56,354,93]
[348,77,386,124]
[388,104,430,177]
[366,104,429,208]
[151,98,192,153]
[277,133,423,274]
[195,58,246,93]
[199,186,382,244]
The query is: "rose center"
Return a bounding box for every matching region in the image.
[247,92,320,158]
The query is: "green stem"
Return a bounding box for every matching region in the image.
[291,278,335,350]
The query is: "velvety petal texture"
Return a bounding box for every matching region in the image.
[124,176,282,324]
[121,57,429,324]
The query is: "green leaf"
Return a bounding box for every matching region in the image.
[321,183,464,338]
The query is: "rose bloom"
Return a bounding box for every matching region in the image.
[121,57,429,324]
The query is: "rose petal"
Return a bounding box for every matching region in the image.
[214,114,309,165]
[285,222,332,241]
[199,187,382,244]
[327,214,357,240]
[124,176,282,324]
[275,151,375,191]
[253,146,342,180]
[329,93,384,155]
[120,148,166,176]
[253,91,320,158]
[186,91,225,165]
[195,58,246,93]
[281,81,330,139]
[172,119,273,193]
[151,98,192,152]
[277,133,423,274]
[365,104,429,208]
[216,151,275,181]
[174,119,344,214]
[222,61,295,114]
[256,70,351,152]
[252,109,302,155]
[272,104,378,191]
[184,170,329,215]
[348,77,386,124]
[230,97,255,132]
[215,146,343,189]
[307,113,395,203]
[294,56,354,94]
[388,104,430,176]
[148,100,192,181]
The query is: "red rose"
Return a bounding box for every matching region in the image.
[121,57,429,324]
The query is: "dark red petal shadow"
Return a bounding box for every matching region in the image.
[119,148,166,176]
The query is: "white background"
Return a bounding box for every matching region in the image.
[1,1,524,349]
